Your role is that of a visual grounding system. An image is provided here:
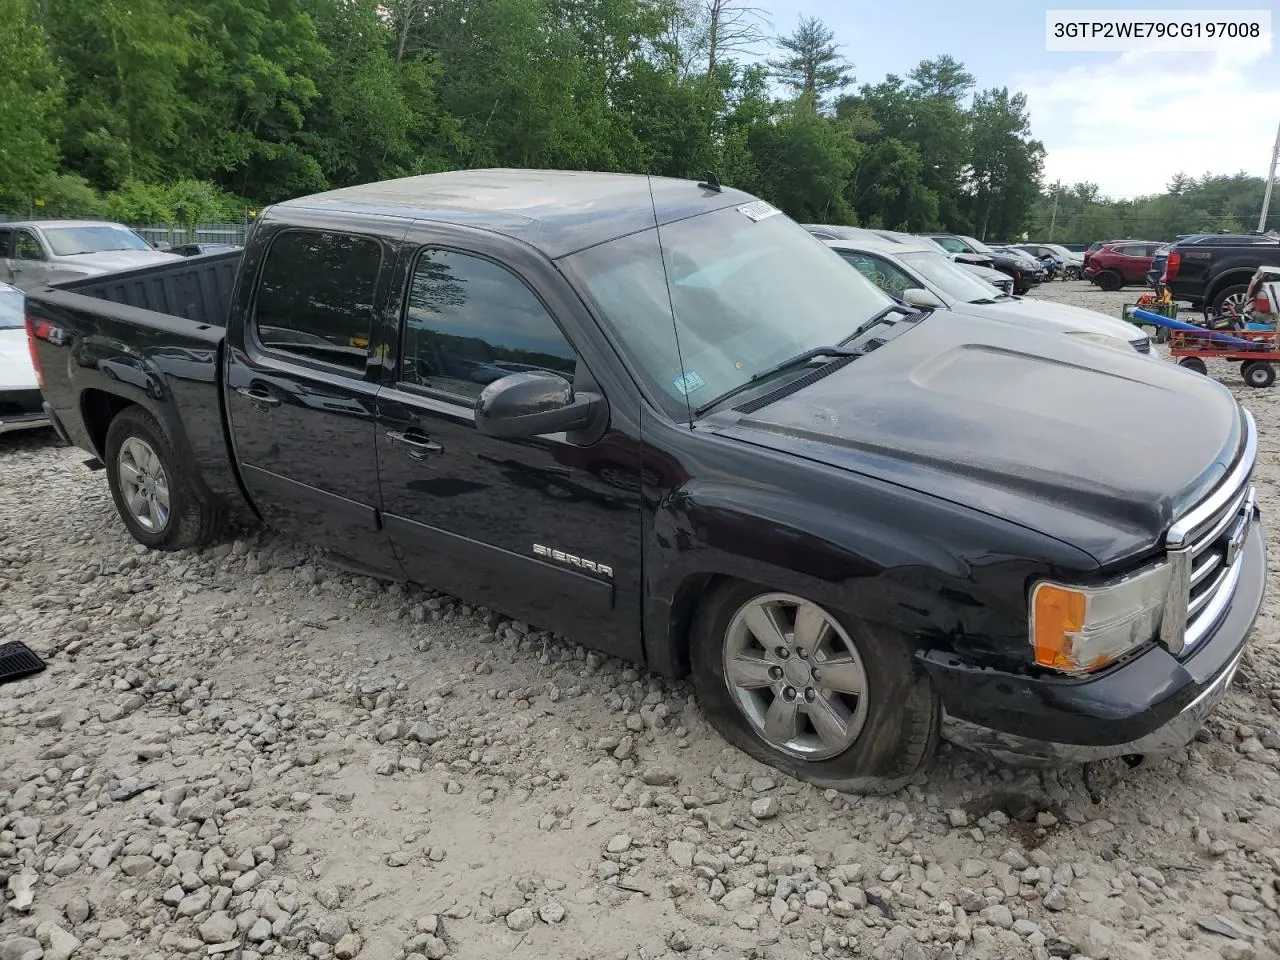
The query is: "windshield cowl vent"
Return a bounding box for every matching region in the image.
[733,355,857,415]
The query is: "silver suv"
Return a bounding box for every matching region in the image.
[0,220,180,290]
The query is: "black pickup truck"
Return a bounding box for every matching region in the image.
[24,170,1266,790]
[1163,233,1280,316]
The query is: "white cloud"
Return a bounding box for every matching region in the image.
[1016,40,1278,198]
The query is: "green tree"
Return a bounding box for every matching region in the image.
[769,16,851,108]
[0,0,64,205]
[965,87,1044,239]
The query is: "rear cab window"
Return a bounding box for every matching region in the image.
[252,230,383,373]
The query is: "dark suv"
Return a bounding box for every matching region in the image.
[925,234,1044,293]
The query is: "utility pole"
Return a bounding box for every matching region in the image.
[1260,119,1280,234]
[1048,180,1061,241]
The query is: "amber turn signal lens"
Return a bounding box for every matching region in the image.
[1031,583,1087,671]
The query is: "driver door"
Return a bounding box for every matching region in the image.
[3,229,51,290]
[373,227,643,661]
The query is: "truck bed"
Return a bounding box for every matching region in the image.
[54,249,241,328]
[25,254,249,514]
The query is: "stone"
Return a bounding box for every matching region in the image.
[334,934,362,958]
[118,855,155,877]
[667,840,695,868]
[1220,941,1254,960]
[538,901,566,924]
[948,809,969,828]
[961,859,989,879]
[316,916,352,944]
[0,939,43,960]
[982,905,1014,929]
[606,834,631,854]
[506,907,536,932]
[99,919,130,940]
[199,913,238,944]
[720,886,755,911]
[751,796,780,819]
[64,898,91,924]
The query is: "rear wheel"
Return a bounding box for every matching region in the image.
[105,407,225,550]
[690,581,939,794]
[1242,361,1275,388]
[1095,271,1122,291]
[1178,357,1208,375]
[1209,283,1250,321]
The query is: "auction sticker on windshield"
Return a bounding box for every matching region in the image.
[673,370,707,396]
[736,200,781,222]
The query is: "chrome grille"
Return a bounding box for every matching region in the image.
[1159,410,1258,656]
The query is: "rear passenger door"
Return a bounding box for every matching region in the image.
[372,226,644,662]
[223,219,404,577]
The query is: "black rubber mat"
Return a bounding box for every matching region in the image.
[0,641,46,684]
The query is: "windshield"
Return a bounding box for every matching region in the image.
[960,235,995,255]
[898,251,1007,303]
[0,288,23,329]
[932,235,968,254]
[563,205,896,419]
[43,225,152,256]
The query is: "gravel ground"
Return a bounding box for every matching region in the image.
[2,280,1279,960]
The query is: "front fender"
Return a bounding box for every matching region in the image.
[642,476,1098,678]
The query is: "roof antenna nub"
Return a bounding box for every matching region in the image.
[697,171,722,193]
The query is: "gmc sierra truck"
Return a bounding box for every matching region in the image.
[24,170,1267,790]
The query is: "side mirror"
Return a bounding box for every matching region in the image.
[153,240,171,251]
[475,371,604,439]
[902,287,944,310]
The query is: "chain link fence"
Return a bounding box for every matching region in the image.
[133,223,249,247]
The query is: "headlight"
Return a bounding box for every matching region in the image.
[1029,562,1172,673]
[1064,330,1134,353]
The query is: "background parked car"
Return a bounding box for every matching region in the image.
[821,236,1152,354]
[0,220,181,290]
[1083,241,1160,290]
[862,228,1012,294]
[1163,233,1280,317]
[925,233,1044,293]
[0,280,50,435]
[1015,243,1084,279]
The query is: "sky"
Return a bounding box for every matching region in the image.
[757,0,1279,199]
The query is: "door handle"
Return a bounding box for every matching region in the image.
[386,429,443,458]
[235,386,281,409]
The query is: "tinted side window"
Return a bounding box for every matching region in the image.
[253,231,382,373]
[0,230,12,258]
[401,250,576,400]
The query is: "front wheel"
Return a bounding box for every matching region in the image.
[1064,266,1081,281]
[1178,356,1208,375]
[1242,361,1275,388]
[1095,271,1122,291]
[105,407,225,550]
[690,582,939,794]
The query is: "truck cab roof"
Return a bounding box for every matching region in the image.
[272,169,754,259]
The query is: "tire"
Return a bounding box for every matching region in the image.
[689,580,940,794]
[1178,357,1208,375]
[1242,361,1275,388]
[1095,271,1122,291]
[104,406,225,550]
[1210,283,1250,320]
[1064,266,1081,281]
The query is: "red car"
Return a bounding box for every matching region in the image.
[1083,241,1161,291]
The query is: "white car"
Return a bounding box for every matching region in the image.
[803,224,1015,295]
[822,236,1154,355]
[0,281,50,434]
[0,220,181,291]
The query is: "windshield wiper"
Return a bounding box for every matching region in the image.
[693,345,860,416]
[848,303,911,340]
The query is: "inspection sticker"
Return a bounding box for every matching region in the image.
[672,370,707,396]
[736,200,781,222]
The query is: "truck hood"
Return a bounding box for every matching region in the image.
[51,251,182,274]
[713,313,1245,567]
[947,297,1148,345]
[0,328,38,390]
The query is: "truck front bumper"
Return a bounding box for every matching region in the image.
[926,519,1266,766]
